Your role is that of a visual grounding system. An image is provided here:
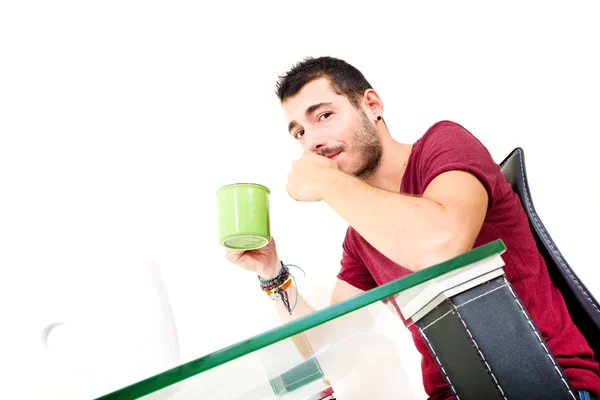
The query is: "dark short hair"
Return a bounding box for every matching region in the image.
[275,56,373,108]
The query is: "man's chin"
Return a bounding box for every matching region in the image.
[335,160,353,176]
[352,162,379,181]
[343,166,365,179]
[336,156,371,180]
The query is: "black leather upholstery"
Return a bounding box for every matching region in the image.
[417,276,577,399]
[499,147,600,361]
[416,291,507,400]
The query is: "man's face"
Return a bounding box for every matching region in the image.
[283,78,383,180]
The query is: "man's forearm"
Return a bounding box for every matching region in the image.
[272,281,315,324]
[322,170,455,271]
[267,281,317,359]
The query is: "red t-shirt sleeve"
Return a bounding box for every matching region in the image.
[418,121,500,208]
[336,228,377,291]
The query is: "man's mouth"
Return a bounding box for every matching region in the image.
[327,152,342,160]
[318,148,344,160]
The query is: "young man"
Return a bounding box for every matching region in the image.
[226,56,600,399]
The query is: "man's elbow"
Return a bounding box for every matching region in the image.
[407,230,475,271]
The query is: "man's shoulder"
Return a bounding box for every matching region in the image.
[414,120,486,157]
[420,119,473,142]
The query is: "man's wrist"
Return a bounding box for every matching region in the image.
[321,168,346,202]
[259,260,283,280]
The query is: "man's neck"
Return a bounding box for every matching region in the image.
[366,137,413,193]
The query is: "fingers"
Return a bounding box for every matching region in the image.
[225,248,244,263]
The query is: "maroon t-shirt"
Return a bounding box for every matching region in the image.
[337,120,600,399]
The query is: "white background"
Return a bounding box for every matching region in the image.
[1,1,599,399]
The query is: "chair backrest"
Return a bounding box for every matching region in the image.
[499,147,600,361]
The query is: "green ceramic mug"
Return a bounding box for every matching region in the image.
[216,183,271,250]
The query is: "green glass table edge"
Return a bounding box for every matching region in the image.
[96,239,507,400]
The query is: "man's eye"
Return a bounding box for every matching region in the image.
[319,112,332,121]
[294,130,305,140]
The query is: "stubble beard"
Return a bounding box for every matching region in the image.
[316,110,383,181]
[351,110,383,181]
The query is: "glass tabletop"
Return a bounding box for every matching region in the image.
[96,239,506,399]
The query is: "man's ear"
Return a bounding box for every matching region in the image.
[363,89,384,120]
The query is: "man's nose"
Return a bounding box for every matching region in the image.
[304,129,327,153]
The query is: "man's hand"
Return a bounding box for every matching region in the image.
[225,237,282,279]
[286,151,339,202]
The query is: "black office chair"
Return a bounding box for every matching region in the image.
[499,147,600,361]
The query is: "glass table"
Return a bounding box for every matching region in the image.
[95,239,578,400]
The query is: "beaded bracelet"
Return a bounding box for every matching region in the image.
[258,262,288,285]
[265,277,292,295]
[258,261,294,314]
[260,268,290,292]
